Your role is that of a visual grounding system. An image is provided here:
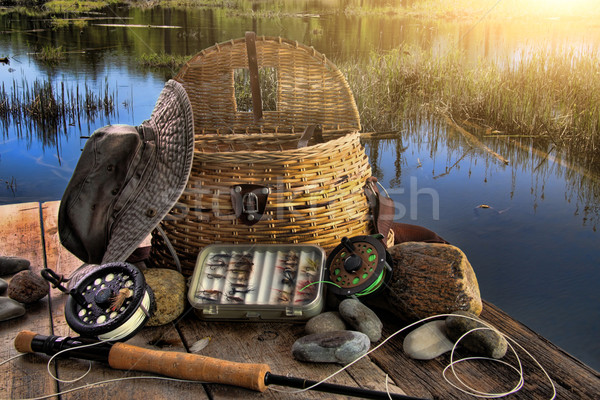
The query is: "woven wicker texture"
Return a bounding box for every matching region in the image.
[173,35,361,133]
[150,35,373,276]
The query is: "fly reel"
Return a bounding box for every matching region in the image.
[325,235,393,297]
[43,262,155,341]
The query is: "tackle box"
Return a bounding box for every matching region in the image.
[187,244,326,321]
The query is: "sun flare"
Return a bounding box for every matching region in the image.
[503,0,599,17]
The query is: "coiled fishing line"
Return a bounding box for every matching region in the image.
[96,289,153,341]
[325,235,393,298]
[269,313,556,399]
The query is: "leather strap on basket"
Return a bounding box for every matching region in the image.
[365,177,394,247]
[245,31,263,122]
[297,124,324,148]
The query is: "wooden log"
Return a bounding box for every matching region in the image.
[93,24,182,29]
[0,202,55,400]
[444,114,510,165]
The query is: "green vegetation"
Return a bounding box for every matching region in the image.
[44,0,119,13]
[72,18,88,29]
[0,77,118,133]
[34,45,65,63]
[50,16,69,29]
[341,45,600,157]
[139,52,190,70]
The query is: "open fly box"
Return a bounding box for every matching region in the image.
[188,244,326,321]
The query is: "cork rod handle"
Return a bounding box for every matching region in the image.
[109,342,271,392]
[15,331,270,393]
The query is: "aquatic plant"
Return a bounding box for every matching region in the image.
[0,76,120,142]
[341,45,600,159]
[34,45,65,63]
[139,52,190,70]
[44,0,120,14]
[72,18,88,29]
[50,17,69,30]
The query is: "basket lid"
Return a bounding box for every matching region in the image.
[175,34,361,134]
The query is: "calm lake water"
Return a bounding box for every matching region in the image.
[1,1,599,372]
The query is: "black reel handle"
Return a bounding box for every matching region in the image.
[41,268,86,306]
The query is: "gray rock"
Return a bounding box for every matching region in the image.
[338,298,382,342]
[305,312,347,335]
[292,330,370,364]
[8,270,49,304]
[403,320,454,360]
[0,256,30,276]
[0,297,26,322]
[445,310,508,359]
[0,278,7,294]
[144,268,186,326]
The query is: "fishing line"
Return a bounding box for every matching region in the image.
[96,289,153,342]
[1,324,201,400]
[444,327,524,397]
[0,353,26,367]
[268,313,556,400]
[43,262,155,342]
[459,0,505,43]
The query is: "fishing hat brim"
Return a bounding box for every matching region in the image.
[58,79,194,265]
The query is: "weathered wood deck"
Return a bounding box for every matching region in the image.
[1,201,599,399]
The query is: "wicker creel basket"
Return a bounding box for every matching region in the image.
[149,33,378,276]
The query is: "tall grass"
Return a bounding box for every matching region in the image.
[344,0,600,20]
[0,77,118,140]
[34,45,65,63]
[341,45,600,158]
[139,52,190,70]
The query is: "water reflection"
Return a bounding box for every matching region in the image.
[364,120,600,231]
[0,2,599,371]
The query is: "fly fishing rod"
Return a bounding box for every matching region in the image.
[15,331,426,400]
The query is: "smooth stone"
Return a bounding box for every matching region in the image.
[292,330,370,364]
[445,310,508,359]
[7,270,49,304]
[403,320,454,360]
[0,278,7,294]
[0,297,26,321]
[339,298,383,342]
[144,268,186,327]
[371,242,482,322]
[0,256,30,276]
[305,311,347,335]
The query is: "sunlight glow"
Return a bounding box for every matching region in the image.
[505,0,599,17]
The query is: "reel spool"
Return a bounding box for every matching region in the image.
[325,235,393,297]
[44,262,155,341]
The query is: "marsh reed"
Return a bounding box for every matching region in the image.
[139,52,190,70]
[341,45,600,159]
[0,77,117,139]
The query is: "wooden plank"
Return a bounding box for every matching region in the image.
[39,201,209,400]
[368,301,600,399]
[176,315,408,399]
[0,202,57,400]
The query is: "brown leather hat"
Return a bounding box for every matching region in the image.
[58,80,194,265]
